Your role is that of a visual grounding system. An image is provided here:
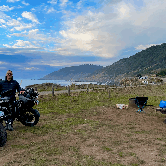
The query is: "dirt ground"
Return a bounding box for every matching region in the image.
[1,105,166,166]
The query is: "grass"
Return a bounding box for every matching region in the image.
[2,83,166,165]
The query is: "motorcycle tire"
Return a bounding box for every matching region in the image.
[0,123,7,147]
[20,108,40,127]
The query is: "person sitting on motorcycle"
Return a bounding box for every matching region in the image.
[0,70,23,131]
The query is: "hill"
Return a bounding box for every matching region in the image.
[39,64,103,81]
[39,43,166,82]
[85,43,166,81]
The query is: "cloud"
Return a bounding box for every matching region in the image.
[4,17,33,31]
[7,0,20,2]
[0,67,7,70]
[46,7,56,13]
[13,24,33,31]
[0,5,14,11]
[3,40,41,48]
[47,0,57,5]
[0,11,34,32]
[135,44,160,50]
[26,29,53,41]
[11,29,60,47]
[24,67,39,70]
[7,35,11,37]
[54,0,166,58]
[60,0,68,7]
[58,9,118,57]
[0,19,6,23]
[21,11,39,23]
[21,1,29,6]
[0,61,7,64]
[2,0,166,62]
[7,19,20,26]
[0,25,7,28]
[76,0,82,9]
[28,57,111,67]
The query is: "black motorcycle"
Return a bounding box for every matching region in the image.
[0,88,40,147]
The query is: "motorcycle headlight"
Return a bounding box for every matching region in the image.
[0,111,4,117]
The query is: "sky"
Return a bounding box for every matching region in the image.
[0,0,166,79]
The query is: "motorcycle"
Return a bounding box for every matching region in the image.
[0,88,40,147]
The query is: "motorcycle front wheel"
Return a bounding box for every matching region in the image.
[20,108,40,127]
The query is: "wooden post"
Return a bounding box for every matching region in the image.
[35,87,37,91]
[109,89,110,98]
[68,85,70,96]
[87,84,89,93]
[52,85,54,96]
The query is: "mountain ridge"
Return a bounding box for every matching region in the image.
[39,43,166,82]
[39,64,103,81]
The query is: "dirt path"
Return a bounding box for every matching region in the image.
[38,88,93,95]
[15,89,93,97]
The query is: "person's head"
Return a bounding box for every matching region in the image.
[6,70,13,81]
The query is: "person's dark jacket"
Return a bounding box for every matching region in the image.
[0,76,21,101]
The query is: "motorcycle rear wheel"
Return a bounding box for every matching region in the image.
[0,123,7,147]
[20,108,40,127]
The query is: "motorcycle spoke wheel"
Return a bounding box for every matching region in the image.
[20,109,40,127]
[24,112,35,124]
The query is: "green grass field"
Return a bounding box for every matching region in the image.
[2,83,166,166]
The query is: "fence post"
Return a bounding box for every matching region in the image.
[87,84,89,93]
[109,89,110,98]
[68,85,70,96]
[52,85,54,96]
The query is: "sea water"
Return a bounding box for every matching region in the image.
[15,79,97,89]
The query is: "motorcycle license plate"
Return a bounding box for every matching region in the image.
[0,111,4,117]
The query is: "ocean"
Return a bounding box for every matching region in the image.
[14,79,98,89]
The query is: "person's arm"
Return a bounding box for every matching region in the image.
[16,81,25,94]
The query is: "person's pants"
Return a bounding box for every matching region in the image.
[6,100,17,125]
